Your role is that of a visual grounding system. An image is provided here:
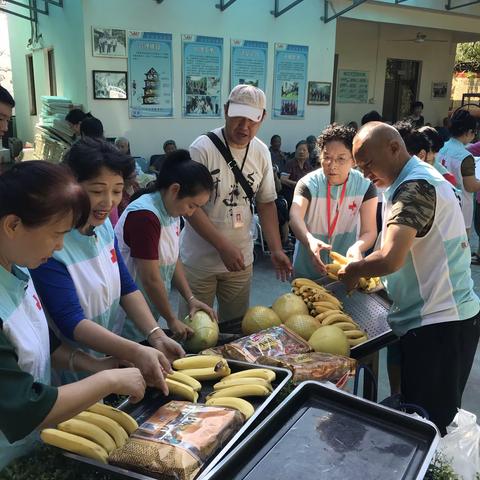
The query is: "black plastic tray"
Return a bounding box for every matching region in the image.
[201,381,440,480]
[64,359,291,479]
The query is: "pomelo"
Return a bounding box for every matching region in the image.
[284,314,321,340]
[308,325,350,357]
[242,306,281,335]
[184,311,219,353]
[272,293,309,322]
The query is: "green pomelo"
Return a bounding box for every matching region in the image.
[308,325,350,357]
[184,311,219,353]
[242,306,282,335]
[284,314,321,340]
[272,293,309,322]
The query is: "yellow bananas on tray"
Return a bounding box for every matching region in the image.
[206,397,255,420]
[75,411,128,448]
[166,378,199,402]
[222,368,276,383]
[207,384,271,400]
[41,428,109,463]
[41,404,139,464]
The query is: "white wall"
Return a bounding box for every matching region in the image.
[334,19,457,126]
[7,1,86,142]
[82,0,336,157]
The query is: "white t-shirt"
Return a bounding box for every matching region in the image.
[180,127,277,273]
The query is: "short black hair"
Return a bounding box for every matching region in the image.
[317,123,356,151]
[270,134,281,143]
[80,117,104,138]
[449,109,478,137]
[63,137,135,182]
[163,139,176,151]
[361,110,382,125]
[419,126,444,153]
[393,120,430,156]
[306,135,317,143]
[0,86,15,108]
[65,108,87,125]
[295,140,308,150]
[412,101,424,110]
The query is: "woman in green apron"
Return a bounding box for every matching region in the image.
[115,149,216,341]
[0,162,147,470]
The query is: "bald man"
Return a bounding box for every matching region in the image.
[339,122,480,434]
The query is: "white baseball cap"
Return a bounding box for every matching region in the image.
[227,84,266,122]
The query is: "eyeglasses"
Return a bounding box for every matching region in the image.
[321,157,350,166]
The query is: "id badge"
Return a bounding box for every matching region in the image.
[232,207,245,229]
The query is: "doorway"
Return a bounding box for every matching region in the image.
[382,58,421,123]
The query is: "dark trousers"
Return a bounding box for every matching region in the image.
[399,314,480,435]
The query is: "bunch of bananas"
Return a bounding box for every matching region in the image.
[40,403,138,464]
[206,368,276,419]
[291,277,343,316]
[325,251,381,292]
[316,310,368,347]
[166,355,231,402]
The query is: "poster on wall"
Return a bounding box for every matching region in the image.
[230,39,268,91]
[336,70,369,104]
[182,34,223,118]
[127,31,173,118]
[272,43,308,119]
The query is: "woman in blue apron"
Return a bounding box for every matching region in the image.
[289,124,378,279]
[115,149,216,342]
[0,162,147,470]
[31,139,183,391]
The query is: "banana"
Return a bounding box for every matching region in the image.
[329,251,348,265]
[330,321,360,331]
[207,384,271,400]
[291,278,323,289]
[173,355,225,370]
[57,418,116,454]
[322,313,355,325]
[325,263,341,274]
[222,368,276,383]
[40,428,108,463]
[344,329,367,339]
[313,301,340,311]
[349,335,368,346]
[87,403,138,435]
[327,273,339,281]
[206,397,255,420]
[315,310,343,321]
[178,362,231,381]
[75,411,127,449]
[165,378,199,402]
[358,277,369,289]
[213,377,273,391]
[167,371,202,391]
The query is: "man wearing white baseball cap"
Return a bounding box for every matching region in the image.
[179,84,292,325]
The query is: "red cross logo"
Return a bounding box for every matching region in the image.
[33,294,42,311]
[110,248,117,263]
[348,201,357,212]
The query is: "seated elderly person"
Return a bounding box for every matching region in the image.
[149,139,177,173]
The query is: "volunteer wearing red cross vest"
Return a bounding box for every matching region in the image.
[339,122,480,434]
[0,160,147,470]
[289,124,378,279]
[30,139,184,393]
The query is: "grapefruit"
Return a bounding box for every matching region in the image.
[308,325,350,357]
[284,314,321,340]
[184,311,219,353]
[242,306,281,335]
[272,293,309,322]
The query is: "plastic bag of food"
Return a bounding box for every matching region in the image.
[258,352,356,385]
[223,326,311,363]
[109,401,243,480]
